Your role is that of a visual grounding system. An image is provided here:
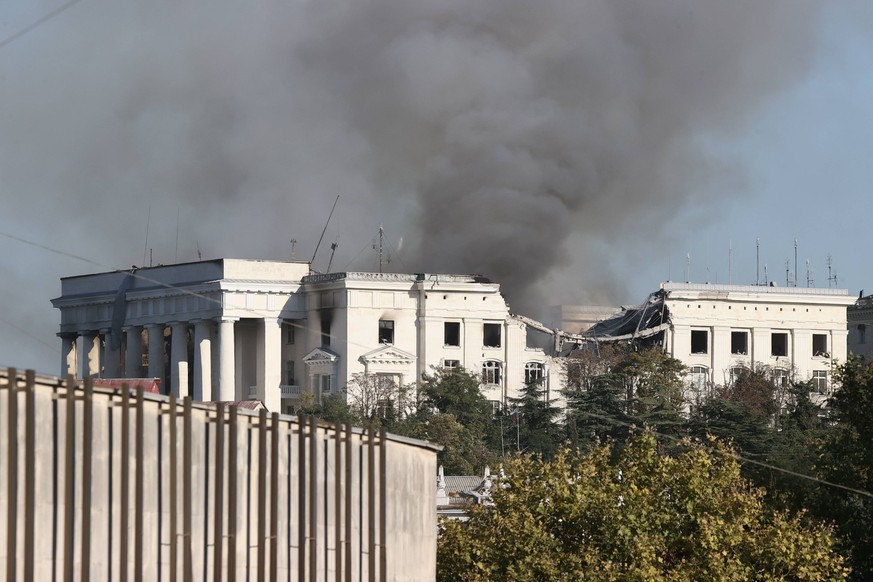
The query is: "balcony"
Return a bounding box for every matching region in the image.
[280,384,301,399]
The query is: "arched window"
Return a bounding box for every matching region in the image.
[689,366,709,391]
[524,362,545,385]
[482,360,502,385]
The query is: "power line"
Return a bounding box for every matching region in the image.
[0,0,85,51]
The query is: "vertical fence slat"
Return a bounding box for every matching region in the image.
[344,422,352,582]
[270,412,280,580]
[368,426,376,582]
[183,397,193,582]
[228,404,238,579]
[214,404,225,582]
[379,427,387,582]
[309,416,318,582]
[64,374,76,582]
[24,370,36,581]
[120,383,130,582]
[81,378,94,581]
[169,394,178,582]
[257,408,267,579]
[6,368,18,582]
[298,416,306,582]
[335,422,342,582]
[135,386,145,582]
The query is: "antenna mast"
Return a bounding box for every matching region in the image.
[728,240,732,285]
[806,259,814,287]
[310,195,340,267]
[793,238,798,287]
[290,239,297,260]
[827,254,838,288]
[756,237,760,285]
[379,225,384,273]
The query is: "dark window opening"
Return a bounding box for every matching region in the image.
[524,362,545,385]
[812,334,828,357]
[859,324,867,345]
[483,323,502,348]
[444,322,460,346]
[771,333,788,357]
[691,330,708,354]
[731,331,748,355]
[284,322,295,345]
[378,319,394,344]
[321,319,331,347]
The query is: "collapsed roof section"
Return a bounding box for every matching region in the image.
[580,290,671,343]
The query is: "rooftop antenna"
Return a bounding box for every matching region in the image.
[142,206,151,267]
[756,237,760,286]
[785,259,791,287]
[806,259,814,287]
[793,238,798,287]
[326,239,338,272]
[175,207,180,263]
[379,225,385,273]
[685,252,691,283]
[196,241,202,261]
[290,239,297,260]
[310,195,340,267]
[764,263,769,286]
[827,254,838,288]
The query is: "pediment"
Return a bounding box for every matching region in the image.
[303,347,340,366]
[359,344,416,366]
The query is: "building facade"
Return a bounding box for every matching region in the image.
[847,293,873,361]
[52,259,554,412]
[584,282,855,399]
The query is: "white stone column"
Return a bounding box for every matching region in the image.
[146,324,165,381]
[257,317,282,411]
[218,318,237,401]
[103,328,121,378]
[170,322,190,398]
[124,326,143,378]
[82,331,100,379]
[60,333,78,378]
[193,319,213,402]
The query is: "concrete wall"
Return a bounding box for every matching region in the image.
[0,368,438,581]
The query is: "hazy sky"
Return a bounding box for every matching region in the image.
[2,0,872,375]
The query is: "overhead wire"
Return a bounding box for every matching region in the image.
[0,0,85,51]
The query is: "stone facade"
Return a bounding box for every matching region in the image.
[52,259,554,413]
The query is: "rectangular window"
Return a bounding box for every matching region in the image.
[812,370,828,394]
[691,330,708,354]
[378,319,394,344]
[689,366,708,391]
[771,332,788,357]
[443,359,460,371]
[489,400,502,418]
[524,362,545,385]
[319,374,332,393]
[321,319,331,347]
[812,334,828,357]
[284,322,295,345]
[285,360,295,385]
[444,322,461,347]
[483,323,502,348]
[731,331,748,355]
[859,324,867,345]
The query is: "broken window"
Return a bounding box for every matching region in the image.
[771,333,788,357]
[812,370,829,394]
[731,331,749,355]
[689,366,709,391]
[443,359,460,371]
[378,319,394,344]
[524,362,545,385]
[691,330,708,354]
[482,360,502,385]
[444,321,460,346]
[812,334,828,357]
[483,323,502,348]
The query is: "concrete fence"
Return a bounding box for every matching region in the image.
[0,368,438,581]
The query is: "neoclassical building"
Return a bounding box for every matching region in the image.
[582,282,856,398]
[52,259,554,412]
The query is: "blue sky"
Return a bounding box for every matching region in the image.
[1,1,872,375]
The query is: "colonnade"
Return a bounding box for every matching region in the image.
[58,318,241,401]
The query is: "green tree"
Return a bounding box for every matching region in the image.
[614,348,686,435]
[438,432,849,581]
[814,357,873,579]
[507,378,562,458]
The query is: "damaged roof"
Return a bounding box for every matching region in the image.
[581,291,670,342]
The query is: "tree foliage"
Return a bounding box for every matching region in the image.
[438,432,849,581]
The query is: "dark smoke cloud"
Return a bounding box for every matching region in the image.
[0,0,827,370]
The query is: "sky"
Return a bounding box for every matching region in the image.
[1,0,872,375]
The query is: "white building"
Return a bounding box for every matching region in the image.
[52,259,554,412]
[847,292,873,362]
[583,282,855,396]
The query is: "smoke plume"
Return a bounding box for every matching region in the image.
[0,0,828,369]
